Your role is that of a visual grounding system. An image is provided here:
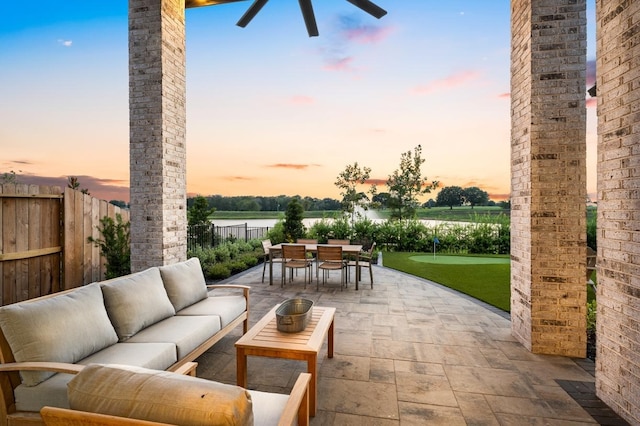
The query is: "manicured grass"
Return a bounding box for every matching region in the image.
[383,252,511,312]
[376,206,509,222]
[210,210,341,220]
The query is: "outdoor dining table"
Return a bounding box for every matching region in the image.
[268,243,364,289]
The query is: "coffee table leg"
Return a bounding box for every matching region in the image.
[236,349,247,388]
[307,354,317,416]
[328,318,334,358]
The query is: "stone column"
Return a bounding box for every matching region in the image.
[129,0,187,271]
[510,0,587,357]
[595,1,640,423]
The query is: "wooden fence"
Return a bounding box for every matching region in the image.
[0,184,129,306]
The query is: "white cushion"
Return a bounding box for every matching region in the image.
[0,284,118,386]
[177,295,247,327]
[126,316,221,359]
[247,390,290,426]
[68,364,254,426]
[79,342,178,371]
[100,267,176,341]
[159,258,208,311]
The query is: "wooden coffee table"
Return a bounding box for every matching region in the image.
[235,305,336,417]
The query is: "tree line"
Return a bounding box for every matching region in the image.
[186,194,341,212]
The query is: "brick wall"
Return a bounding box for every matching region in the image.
[510,0,587,357]
[595,1,640,423]
[129,0,187,271]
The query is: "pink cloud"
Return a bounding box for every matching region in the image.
[586,97,597,108]
[498,92,510,99]
[323,56,356,72]
[413,70,481,95]
[289,95,314,105]
[343,25,393,44]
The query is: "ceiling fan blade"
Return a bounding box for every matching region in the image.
[345,0,387,19]
[298,0,319,37]
[236,0,269,28]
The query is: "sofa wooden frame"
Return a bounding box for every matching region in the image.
[0,284,250,426]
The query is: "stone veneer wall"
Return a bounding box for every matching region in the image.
[595,1,640,423]
[510,0,587,357]
[129,0,187,271]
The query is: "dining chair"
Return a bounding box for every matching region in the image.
[327,239,350,245]
[261,240,284,284]
[316,245,346,291]
[346,242,376,288]
[281,244,313,288]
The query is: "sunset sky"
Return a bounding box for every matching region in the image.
[1,1,597,203]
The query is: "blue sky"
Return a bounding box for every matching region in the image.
[0,1,596,202]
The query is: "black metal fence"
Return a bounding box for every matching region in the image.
[187,223,271,251]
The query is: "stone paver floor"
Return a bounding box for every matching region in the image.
[196,263,610,425]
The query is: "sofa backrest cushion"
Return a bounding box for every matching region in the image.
[68,364,253,426]
[0,284,118,386]
[100,268,176,341]
[159,258,208,311]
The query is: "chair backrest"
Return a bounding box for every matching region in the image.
[367,242,377,254]
[261,240,272,254]
[282,244,307,260]
[296,239,318,244]
[327,239,350,245]
[317,245,343,262]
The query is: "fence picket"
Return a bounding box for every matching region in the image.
[0,186,128,305]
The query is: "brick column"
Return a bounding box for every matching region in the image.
[129,0,187,271]
[510,0,587,357]
[595,1,640,423]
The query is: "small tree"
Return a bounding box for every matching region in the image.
[283,197,305,242]
[188,195,215,226]
[386,145,438,220]
[436,186,464,209]
[462,186,489,208]
[335,162,377,222]
[88,214,131,279]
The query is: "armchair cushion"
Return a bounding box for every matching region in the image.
[68,364,253,426]
[100,268,176,341]
[0,284,118,386]
[159,258,208,311]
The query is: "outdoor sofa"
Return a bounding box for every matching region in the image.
[0,257,258,426]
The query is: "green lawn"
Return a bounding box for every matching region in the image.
[376,206,509,222]
[209,210,341,220]
[382,252,511,312]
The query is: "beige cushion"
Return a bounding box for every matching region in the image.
[159,258,208,311]
[68,364,253,426]
[100,268,176,341]
[177,295,247,327]
[0,284,118,386]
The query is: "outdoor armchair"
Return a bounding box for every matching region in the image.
[281,244,313,288]
[346,242,376,288]
[316,245,347,291]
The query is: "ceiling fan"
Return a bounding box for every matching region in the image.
[185,0,387,37]
[238,0,387,37]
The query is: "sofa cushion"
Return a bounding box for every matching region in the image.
[68,364,253,426]
[126,316,221,359]
[159,258,208,311]
[79,342,178,372]
[15,372,74,412]
[0,284,118,386]
[177,295,247,327]
[100,268,176,341]
[247,390,290,426]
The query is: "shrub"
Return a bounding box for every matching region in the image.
[227,260,247,275]
[239,254,258,267]
[205,263,231,280]
[88,213,131,279]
